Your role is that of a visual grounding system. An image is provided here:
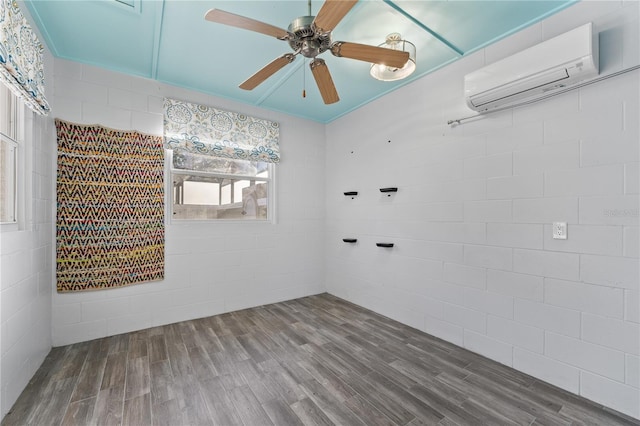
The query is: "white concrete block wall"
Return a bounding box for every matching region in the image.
[1,0,638,422]
[0,52,55,418]
[51,59,326,346]
[325,1,639,419]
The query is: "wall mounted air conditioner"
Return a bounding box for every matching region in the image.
[464,23,598,112]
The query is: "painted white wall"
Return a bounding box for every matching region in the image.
[0,50,55,419]
[50,59,326,346]
[325,0,639,419]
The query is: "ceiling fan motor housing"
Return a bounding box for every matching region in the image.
[287,16,332,58]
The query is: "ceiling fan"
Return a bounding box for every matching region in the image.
[204,0,410,105]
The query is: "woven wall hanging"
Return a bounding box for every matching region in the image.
[55,119,165,292]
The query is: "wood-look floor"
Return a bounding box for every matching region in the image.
[2,293,638,426]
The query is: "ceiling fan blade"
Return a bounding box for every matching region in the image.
[205,9,289,40]
[331,41,410,69]
[239,54,296,90]
[313,0,358,34]
[310,59,339,105]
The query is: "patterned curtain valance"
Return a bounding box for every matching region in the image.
[163,98,280,163]
[0,0,50,115]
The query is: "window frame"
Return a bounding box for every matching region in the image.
[0,84,30,231]
[167,150,276,224]
[0,132,18,224]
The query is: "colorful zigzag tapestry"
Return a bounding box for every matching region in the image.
[56,119,164,292]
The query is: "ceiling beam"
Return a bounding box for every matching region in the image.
[254,58,305,106]
[382,0,464,56]
[151,0,166,79]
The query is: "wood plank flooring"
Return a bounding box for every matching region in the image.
[3,293,638,426]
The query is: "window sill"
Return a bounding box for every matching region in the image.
[0,222,19,232]
[169,218,275,225]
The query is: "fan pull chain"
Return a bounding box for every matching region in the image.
[302,59,306,98]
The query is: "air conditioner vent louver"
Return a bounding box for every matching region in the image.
[470,68,570,108]
[464,23,598,112]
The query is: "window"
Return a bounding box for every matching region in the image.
[0,134,17,223]
[0,85,26,225]
[163,98,280,221]
[171,151,273,221]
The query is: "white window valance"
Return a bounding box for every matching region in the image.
[0,0,50,115]
[163,98,280,164]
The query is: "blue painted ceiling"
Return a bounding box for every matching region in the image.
[25,0,576,123]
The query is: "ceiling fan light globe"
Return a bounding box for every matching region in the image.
[369,33,416,81]
[370,58,416,81]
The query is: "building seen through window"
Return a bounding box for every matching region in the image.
[171,151,271,221]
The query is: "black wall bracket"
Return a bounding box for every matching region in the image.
[379,187,398,197]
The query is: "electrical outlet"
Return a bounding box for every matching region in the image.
[553,222,567,240]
